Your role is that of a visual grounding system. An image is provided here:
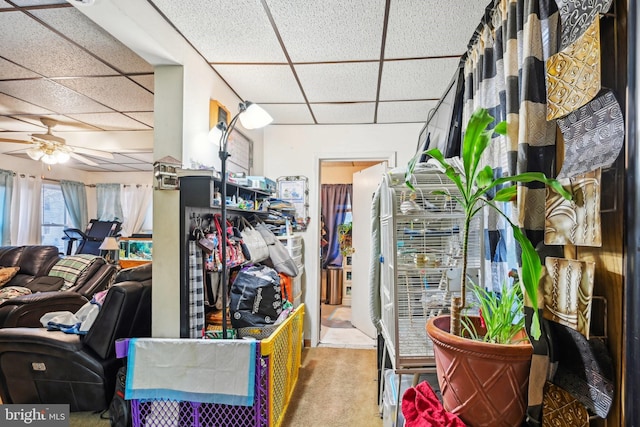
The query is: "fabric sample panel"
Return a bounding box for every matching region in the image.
[545,169,601,246]
[542,257,595,338]
[556,89,624,179]
[546,18,601,121]
[542,382,589,426]
[556,0,613,49]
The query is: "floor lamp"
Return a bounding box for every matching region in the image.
[209,101,273,338]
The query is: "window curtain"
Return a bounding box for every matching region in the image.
[96,183,123,222]
[460,0,559,422]
[10,174,42,245]
[0,169,13,246]
[320,184,352,268]
[60,180,88,231]
[121,184,152,237]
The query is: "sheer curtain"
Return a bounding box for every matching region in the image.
[0,170,13,245]
[10,174,42,245]
[60,180,88,231]
[120,184,152,237]
[320,184,352,268]
[96,183,123,222]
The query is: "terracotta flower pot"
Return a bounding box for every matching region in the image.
[426,315,533,427]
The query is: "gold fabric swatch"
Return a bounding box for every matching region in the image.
[541,257,595,339]
[546,18,601,121]
[545,169,601,247]
[542,382,589,426]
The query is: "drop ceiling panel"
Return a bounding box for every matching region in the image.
[0,58,40,80]
[0,2,12,9]
[261,104,314,124]
[377,100,439,123]
[126,112,154,128]
[379,58,460,100]
[0,11,116,78]
[265,0,385,62]
[17,115,100,131]
[130,74,154,92]
[0,80,113,114]
[56,76,153,112]
[0,116,43,132]
[214,64,304,104]
[385,0,488,59]
[296,62,379,103]
[11,0,67,5]
[66,112,153,131]
[0,93,54,116]
[311,103,375,124]
[151,0,286,63]
[31,8,153,74]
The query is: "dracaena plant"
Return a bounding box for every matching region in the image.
[406,108,571,340]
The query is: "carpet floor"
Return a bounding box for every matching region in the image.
[69,347,382,427]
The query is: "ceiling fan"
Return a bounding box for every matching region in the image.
[0,117,115,166]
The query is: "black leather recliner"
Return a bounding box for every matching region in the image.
[0,245,118,328]
[0,273,151,412]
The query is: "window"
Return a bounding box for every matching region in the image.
[42,183,71,254]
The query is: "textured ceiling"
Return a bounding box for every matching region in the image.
[0,0,490,171]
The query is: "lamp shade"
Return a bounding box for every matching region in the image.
[239,102,273,129]
[99,237,120,251]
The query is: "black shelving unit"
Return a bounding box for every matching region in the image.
[179,174,272,337]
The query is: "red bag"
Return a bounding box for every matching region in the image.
[213,214,246,269]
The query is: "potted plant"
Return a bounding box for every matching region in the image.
[407,108,571,426]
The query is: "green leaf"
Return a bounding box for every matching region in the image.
[476,166,494,188]
[494,186,517,202]
[494,120,507,135]
[511,226,542,340]
[462,109,494,186]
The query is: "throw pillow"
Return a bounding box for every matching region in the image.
[25,276,65,293]
[0,266,20,287]
[49,255,101,291]
[0,286,31,304]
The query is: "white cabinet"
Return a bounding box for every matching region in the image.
[277,235,304,308]
[342,255,352,306]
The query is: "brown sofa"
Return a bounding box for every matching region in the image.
[0,245,118,327]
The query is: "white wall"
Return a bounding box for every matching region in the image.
[263,122,423,345]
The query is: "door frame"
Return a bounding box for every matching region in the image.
[312,151,396,347]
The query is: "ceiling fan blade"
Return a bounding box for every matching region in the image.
[0,137,31,144]
[70,146,114,160]
[69,152,99,166]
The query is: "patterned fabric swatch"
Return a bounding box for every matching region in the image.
[546,17,601,121]
[541,257,595,338]
[556,0,613,49]
[556,89,624,179]
[49,254,100,291]
[549,322,615,418]
[545,169,601,246]
[188,241,205,338]
[542,382,589,426]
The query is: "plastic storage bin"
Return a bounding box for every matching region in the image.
[382,369,414,427]
[126,304,304,427]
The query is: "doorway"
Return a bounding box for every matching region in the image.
[318,159,386,348]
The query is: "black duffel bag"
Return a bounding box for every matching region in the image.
[230,264,284,329]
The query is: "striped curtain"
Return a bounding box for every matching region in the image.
[461,0,559,423]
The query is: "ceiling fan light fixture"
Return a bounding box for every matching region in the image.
[41,153,58,165]
[26,147,44,161]
[55,150,70,163]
